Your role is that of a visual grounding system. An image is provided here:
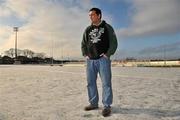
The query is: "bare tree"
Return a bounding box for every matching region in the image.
[23,49,35,58]
[4,48,14,58]
[35,53,46,58]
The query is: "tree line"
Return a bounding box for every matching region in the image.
[0,48,55,64]
[3,48,46,58]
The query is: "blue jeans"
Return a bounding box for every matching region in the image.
[86,57,113,108]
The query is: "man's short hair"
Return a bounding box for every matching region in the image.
[89,8,102,19]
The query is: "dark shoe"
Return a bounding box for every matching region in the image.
[102,107,111,117]
[84,104,98,111]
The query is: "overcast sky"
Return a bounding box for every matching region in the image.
[0,0,180,60]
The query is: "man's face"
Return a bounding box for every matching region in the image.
[89,10,101,24]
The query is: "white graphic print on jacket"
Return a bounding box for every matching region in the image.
[89,28,104,43]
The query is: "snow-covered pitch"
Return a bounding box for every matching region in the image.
[0,65,180,120]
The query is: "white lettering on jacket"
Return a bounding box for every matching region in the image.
[89,28,104,43]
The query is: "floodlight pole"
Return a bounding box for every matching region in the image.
[164,45,166,66]
[51,34,54,65]
[13,27,18,59]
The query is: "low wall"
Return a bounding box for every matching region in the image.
[115,61,180,67]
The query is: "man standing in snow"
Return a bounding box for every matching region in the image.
[81,8,118,117]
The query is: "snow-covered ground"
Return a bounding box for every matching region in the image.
[0,65,180,120]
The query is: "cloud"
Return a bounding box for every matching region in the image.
[139,42,180,59]
[0,6,12,17]
[0,0,92,59]
[0,25,13,53]
[118,0,180,38]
